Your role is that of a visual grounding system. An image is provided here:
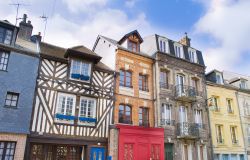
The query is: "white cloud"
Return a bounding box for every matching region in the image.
[62,0,108,13]
[125,0,137,8]
[194,0,250,75]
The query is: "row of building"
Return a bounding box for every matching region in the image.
[0,14,250,160]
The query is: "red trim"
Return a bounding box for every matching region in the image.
[116,124,164,160]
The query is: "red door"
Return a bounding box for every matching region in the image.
[138,143,148,160]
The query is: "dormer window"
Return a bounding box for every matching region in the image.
[188,49,197,63]
[0,27,13,45]
[240,80,247,89]
[215,73,223,84]
[174,43,183,58]
[70,59,91,81]
[128,40,138,52]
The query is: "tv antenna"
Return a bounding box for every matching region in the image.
[9,3,30,26]
[39,14,48,41]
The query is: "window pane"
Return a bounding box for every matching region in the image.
[119,70,125,86]
[81,62,90,76]
[71,60,81,74]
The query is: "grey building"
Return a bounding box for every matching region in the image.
[141,34,212,160]
[0,15,39,160]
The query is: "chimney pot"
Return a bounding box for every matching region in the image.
[179,32,191,47]
[23,14,27,23]
[28,20,31,24]
[38,32,41,36]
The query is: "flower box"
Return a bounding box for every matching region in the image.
[55,113,75,121]
[79,117,97,123]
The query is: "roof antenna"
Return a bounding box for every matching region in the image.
[39,14,48,42]
[184,32,188,37]
[9,3,30,26]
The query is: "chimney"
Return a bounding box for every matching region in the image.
[17,14,33,40]
[31,32,42,43]
[179,32,191,47]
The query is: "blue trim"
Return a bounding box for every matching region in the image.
[79,117,97,123]
[55,113,75,121]
[80,75,90,81]
[71,73,81,79]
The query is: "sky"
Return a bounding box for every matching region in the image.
[0,0,250,75]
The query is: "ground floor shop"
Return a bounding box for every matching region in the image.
[109,125,164,160]
[0,133,27,160]
[26,135,108,160]
[213,153,246,160]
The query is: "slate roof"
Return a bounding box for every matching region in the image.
[39,42,113,72]
[99,35,154,60]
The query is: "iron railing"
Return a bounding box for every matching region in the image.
[195,123,206,129]
[176,122,199,138]
[160,119,175,126]
[175,85,197,99]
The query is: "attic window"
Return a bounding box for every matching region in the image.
[240,80,247,89]
[128,40,138,52]
[70,59,91,81]
[215,73,223,84]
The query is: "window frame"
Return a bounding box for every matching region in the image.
[55,92,76,117]
[226,99,233,113]
[138,107,149,126]
[4,92,19,108]
[78,96,97,119]
[70,59,92,82]
[118,104,132,124]
[0,141,16,160]
[139,74,148,91]
[174,43,184,59]
[119,69,132,88]
[216,125,224,144]
[0,27,13,45]
[230,126,238,144]
[160,70,169,89]
[240,80,247,89]
[188,48,197,63]
[127,40,138,52]
[0,51,10,71]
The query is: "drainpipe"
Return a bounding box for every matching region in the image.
[235,91,248,160]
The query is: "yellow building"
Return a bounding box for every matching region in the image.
[206,70,246,160]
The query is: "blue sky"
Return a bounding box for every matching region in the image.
[0,0,250,75]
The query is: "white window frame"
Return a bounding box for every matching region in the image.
[247,125,250,146]
[194,109,202,124]
[215,73,223,84]
[70,59,91,81]
[174,43,184,59]
[179,106,187,123]
[78,96,97,126]
[55,92,76,123]
[188,48,197,63]
[161,103,172,121]
[159,37,169,53]
[0,51,10,71]
[240,80,247,89]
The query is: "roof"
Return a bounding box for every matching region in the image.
[206,69,222,76]
[0,20,16,28]
[98,35,154,60]
[39,42,113,72]
[118,30,143,44]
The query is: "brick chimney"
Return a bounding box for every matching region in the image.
[17,14,33,40]
[179,32,191,47]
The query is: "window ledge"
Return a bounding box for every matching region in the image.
[139,90,151,99]
[54,118,74,124]
[119,86,134,96]
[4,105,18,109]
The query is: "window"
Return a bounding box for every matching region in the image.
[0,51,9,71]
[5,92,19,108]
[139,107,149,126]
[174,44,183,58]
[189,49,197,63]
[215,73,223,84]
[244,102,250,116]
[70,59,91,81]
[79,97,96,118]
[194,109,203,128]
[0,27,13,45]
[179,106,187,123]
[212,96,220,111]
[120,70,132,88]
[119,104,132,124]
[161,104,173,125]
[231,126,238,144]
[159,40,166,52]
[128,40,138,52]
[216,125,224,144]
[227,99,233,113]
[176,74,185,96]
[139,74,148,91]
[160,70,169,89]
[240,80,247,89]
[247,125,250,146]
[56,93,75,116]
[0,141,16,160]
[191,78,199,95]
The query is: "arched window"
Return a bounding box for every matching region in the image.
[119,104,132,124]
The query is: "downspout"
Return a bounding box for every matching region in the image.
[235,91,248,160]
[154,54,159,127]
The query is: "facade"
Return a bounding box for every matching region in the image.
[141,34,211,160]
[0,17,39,159]
[94,30,164,160]
[223,71,250,159]
[27,43,115,160]
[206,70,246,160]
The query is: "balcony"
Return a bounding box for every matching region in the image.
[160,119,175,126]
[174,85,197,102]
[176,122,199,139]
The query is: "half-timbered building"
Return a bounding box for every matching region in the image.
[27,43,115,160]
